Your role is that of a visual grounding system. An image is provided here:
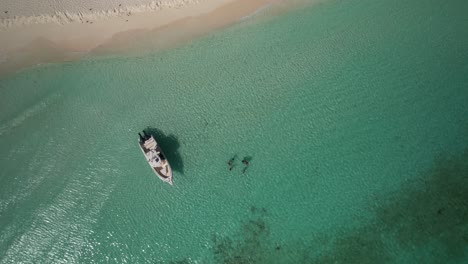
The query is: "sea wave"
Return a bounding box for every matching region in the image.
[1,152,117,263]
[0,93,60,136]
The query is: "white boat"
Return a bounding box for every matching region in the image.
[138,131,173,185]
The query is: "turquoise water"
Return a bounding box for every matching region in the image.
[1,0,468,263]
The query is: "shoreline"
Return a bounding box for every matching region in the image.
[0,0,279,76]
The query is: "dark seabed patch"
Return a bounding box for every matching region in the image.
[313,149,468,263]
[167,207,272,264]
[170,149,468,263]
[211,206,271,264]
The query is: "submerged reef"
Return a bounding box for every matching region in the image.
[171,149,467,263]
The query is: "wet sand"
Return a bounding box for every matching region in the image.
[0,0,278,76]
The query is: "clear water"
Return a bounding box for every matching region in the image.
[1,0,468,263]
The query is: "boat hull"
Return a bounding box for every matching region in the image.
[138,134,173,185]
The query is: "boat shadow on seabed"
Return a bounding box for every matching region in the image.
[144,127,184,175]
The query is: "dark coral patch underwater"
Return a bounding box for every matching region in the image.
[211,206,271,264]
[170,149,467,263]
[312,149,468,263]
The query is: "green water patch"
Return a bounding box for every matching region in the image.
[211,206,270,263]
[170,148,468,263]
[312,149,468,263]
[1,0,468,262]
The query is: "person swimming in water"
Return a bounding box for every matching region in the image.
[241,158,250,173]
[227,157,235,171]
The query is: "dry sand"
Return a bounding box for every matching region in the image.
[0,0,278,76]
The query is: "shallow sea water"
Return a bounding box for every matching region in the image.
[1,0,468,263]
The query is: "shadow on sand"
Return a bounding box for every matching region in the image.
[144,127,184,175]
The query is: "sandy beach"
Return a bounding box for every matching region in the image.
[0,0,277,75]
